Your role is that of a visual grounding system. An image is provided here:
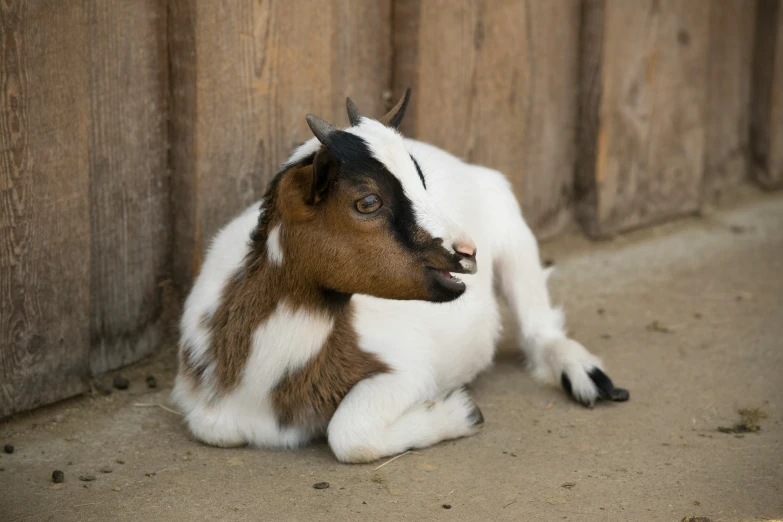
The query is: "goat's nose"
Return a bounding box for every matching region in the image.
[454,239,476,258]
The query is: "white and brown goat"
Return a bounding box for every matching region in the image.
[171,90,629,463]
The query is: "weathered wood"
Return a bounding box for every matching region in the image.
[169,0,392,291]
[703,0,757,199]
[576,0,710,237]
[392,0,579,240]
[86,0,170,374]
[0,1,90,417]
[751,0,783,189]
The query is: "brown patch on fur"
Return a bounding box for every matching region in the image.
[271,304,390,430]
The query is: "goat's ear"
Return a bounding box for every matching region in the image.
[277,149,337,222]
[308,147,336,205]
[379,88,411,129]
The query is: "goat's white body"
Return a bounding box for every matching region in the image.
[173,131,606,462]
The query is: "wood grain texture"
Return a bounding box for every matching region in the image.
[86,0,170,374]
[392,0,579,240]
[703,0,757,199]
[169,0,392,291]
[751,0,783,189]
[0,0,90,417]
[576,0,710,237]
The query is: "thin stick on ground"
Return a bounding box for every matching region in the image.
[373,450,417,471]
[133,403,182,416]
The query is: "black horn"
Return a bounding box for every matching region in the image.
[346,97,363,126]
[379,88,411,129]
[305,114,336,145]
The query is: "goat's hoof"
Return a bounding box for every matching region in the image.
[561,368,630,407]
[468,404,485,427]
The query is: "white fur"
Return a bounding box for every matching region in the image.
[267,224,283,265]
[172,122,610,462]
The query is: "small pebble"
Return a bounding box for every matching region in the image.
[145,472,156,477]
[52,470,65,483]
[442,504,452,509]
[116,459,125,465]
[4,444,14,454]
[113,486,122,492]
[113,376,130,390]
[94,382,112,396]
[313,481,329,489]
[561,482,576,489]
[79,474,96,482]
[100,466,113,473]
[146,375,157,389]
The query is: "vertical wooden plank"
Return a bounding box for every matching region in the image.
[576,0,710,237]
[751,0,783,189]
[86,0,170,374]
[169,0,392,291]
[392,0,579,240]
[0,1,90,417]
[703,0,757,199]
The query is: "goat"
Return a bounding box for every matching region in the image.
[171,90,629,463]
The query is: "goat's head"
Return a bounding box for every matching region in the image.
[265,89,476,303]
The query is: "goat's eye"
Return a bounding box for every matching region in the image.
[355,194,382,214]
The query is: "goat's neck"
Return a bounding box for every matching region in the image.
[242,252,350,318]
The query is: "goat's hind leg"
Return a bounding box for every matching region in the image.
[489,182,629,406]
[327,373,483,463]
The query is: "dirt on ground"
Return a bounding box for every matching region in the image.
[1,187,782,522]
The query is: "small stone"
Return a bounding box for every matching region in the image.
[146,375,157,389]
[67,461,73,466]
[3,444,14,454]
[145,471,156,477]
[561,482,576,489]
[100,466,113,473]
[79,474,96,482]
[94,382,112,396]
[442,504,452,509]
[52,470,65,483]
[693,500,701,506]
[113,376,130,390]
[113,486,122,491]
[646,320,672,334]
[693,313,703,319]
[313,481,329,489]
[116,459,125,465]
[597,307,605,315]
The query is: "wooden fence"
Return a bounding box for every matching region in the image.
[1,0,781,418]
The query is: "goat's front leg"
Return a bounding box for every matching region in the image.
[327,372,483,463]
[493,195,629,406]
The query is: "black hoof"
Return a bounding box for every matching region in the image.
[561,368,630,406]
[468,404,485,427]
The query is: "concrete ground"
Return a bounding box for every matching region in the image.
[1,188,782,522]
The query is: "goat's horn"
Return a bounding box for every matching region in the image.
[346,97,363,126]
[379,88,411,129]
[306,114,336,145]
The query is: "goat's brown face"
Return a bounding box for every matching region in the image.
[271,94,476,303]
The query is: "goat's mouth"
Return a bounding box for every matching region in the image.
[426,267,467,294]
